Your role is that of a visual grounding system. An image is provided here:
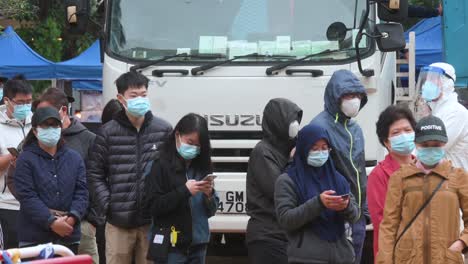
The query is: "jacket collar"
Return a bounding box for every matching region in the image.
[114,109,153,131]
[24,141,66,159]
[401,160,452,179]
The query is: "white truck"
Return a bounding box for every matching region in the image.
[66,0,411,252]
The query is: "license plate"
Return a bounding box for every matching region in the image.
[217,191,246,213]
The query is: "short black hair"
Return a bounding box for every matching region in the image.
[115,71,149,94]
[101,99,123,124]
[376,105,417,147]
[4,75,33,99]
[161,113,212,174]
[39,87,69,110]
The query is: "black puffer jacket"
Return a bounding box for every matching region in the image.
[246,98,303,244]
[87,110,172,228]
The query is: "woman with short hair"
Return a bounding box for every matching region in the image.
[367,105,417,259]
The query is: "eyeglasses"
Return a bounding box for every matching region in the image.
[9,98,33,106]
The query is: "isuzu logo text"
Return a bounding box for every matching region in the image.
[204,115,262,127]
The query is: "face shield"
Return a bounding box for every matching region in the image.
[413,66,455,120]
[416,66,455,102]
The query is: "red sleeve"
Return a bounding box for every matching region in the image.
[367,165,390,256]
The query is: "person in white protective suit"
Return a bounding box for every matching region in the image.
[417,62,468,170]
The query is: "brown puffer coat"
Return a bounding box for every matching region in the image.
[377,160,468,264]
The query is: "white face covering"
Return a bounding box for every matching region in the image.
[288,120,300,138]
[340,98,361,118]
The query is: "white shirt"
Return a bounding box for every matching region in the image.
[0,105,32,210]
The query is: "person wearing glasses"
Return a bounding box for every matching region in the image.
[0,75,33,249]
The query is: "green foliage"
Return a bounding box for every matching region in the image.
[0,0,38,21]
[17,17,63,62]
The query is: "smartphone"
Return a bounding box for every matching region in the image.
[201,174,217,182]
[340,194,350,200]
[7,147,19,157]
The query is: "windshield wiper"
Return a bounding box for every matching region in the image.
[265,49,340,76]
[191,53,296,76]
[130,53,226,72]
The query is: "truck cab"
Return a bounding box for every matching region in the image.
[65,0,407,251]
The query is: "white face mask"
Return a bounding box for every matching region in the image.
[341,98,361,118]
[288,120,300,138]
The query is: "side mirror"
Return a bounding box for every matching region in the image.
[65,0,90,35]
[326,22,348,41]
[377,0,408,22]
[374,23,406,52]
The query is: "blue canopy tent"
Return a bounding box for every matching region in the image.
[0,26,56,79]
[72,80,102,91]
[56,40,103,91]
[405,16,443,69]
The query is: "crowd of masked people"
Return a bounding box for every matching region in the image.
[0,61,466,264]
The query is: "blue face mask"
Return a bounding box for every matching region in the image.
[125,97,150,117]
[389,132,415,155]
[307,150,329,167]
[177,137,200,160]
[0,89,3,101]
[421,82,441,102]
[37,127,61,147]
[13,103,32,121]
[417,147,445,166]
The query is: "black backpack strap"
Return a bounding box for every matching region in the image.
[392,177,446,263]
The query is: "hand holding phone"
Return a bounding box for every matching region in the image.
[201,174,217,182]
[7,147,19,157]
[340,194,350,200]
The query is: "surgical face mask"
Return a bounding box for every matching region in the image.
[0,89,3,101]
[37,127,61,147]
[417,147,445,166]
[13,103,32,121]
[307,150,329,167]
[288,121,300,139]
[177,137,200,160]
[341,98,361,118]
[124,96,150,117]
[421,81,441,102]
[389,132,415,155]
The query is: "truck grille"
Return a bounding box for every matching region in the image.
[209,131,261,173]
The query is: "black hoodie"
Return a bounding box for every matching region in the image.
[246,98,303,243]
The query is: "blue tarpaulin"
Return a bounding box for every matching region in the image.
[72,80,102,91]
[405,16,443,68]
[56,40,103,81]
[0,26,56,79]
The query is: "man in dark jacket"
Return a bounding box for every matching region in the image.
[311,69,368,264]
[246,98,303,264]
[87,72,172,264]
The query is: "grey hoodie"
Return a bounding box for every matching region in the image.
[246,98,303,243]
[62,118,96,161]
[311,70,369,220]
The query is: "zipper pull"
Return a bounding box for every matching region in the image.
[170,226,180,247]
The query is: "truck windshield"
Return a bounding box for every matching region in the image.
[108,0,372,63]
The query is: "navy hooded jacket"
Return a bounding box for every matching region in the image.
[311,70,369,220]
[14,142,88,244]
